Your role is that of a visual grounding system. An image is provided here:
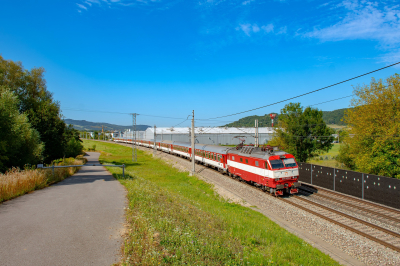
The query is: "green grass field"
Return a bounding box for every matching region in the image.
[308,143,349,169]
[83,139,339,265]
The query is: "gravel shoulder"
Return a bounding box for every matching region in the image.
[0,152,127,266]
[118,142,400,266]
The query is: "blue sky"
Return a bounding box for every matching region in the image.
[1,0,399,128]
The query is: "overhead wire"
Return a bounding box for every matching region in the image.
[202,61,400,120]
[63,63,399,128]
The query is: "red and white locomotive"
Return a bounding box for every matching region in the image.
[113,138,300,196]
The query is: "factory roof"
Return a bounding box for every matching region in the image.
[144,127,275,134]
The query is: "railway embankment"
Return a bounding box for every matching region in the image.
[83,139,340,265]
[96,139,400,266]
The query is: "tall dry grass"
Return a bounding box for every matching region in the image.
[0,157,87,203]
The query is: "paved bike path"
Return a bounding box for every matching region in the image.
[0,152,126,266]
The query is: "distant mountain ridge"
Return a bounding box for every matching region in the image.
[64,119,150,132]
[224,108,348,127]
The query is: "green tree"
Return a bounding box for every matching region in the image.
[0,87,43,172]
[269,103,334,162]
[64,125,83,158]
[338,74,400,178]
[0,55,66,163]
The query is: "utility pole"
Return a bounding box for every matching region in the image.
[131,113,137,162]
[190,110,195,176]
[255,119,259,147]
[153,125,157,157]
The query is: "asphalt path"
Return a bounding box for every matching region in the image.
[0,152,126,266]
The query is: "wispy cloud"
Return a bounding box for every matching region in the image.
[77,3,88,10]
[242,0,254,5]
[236,22,286,36]
[76,0,163,12]
[380,49,400,66]
[305,1,400,47]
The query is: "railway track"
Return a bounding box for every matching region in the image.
[114,142,400,255]
[300,184,400,224]
[281,195,400,253]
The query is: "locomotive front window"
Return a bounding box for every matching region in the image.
[270,160,285,169]
[283,158,297,167]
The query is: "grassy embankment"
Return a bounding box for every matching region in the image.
[0,157,86,203]
[307,143,349,169]
[83,139,339,265]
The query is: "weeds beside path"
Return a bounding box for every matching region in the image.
[83,139,339,266]
[0,157,86,203]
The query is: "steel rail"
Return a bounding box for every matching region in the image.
[293,195,400,239]
[281,198,400,253]
[114,140,400,253]
[301,183,400,216]
[299,187,400,224]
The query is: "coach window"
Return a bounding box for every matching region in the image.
[240,158,243,162]
[255,161,259,166]
[232,156,235,161]
[245,159,248,164]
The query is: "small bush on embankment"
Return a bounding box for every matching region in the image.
[83,139,340,265]
[0,156,87,203]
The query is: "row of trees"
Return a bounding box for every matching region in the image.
[269,74,399,179]
[0,56,83,172]
[338,74,400,179]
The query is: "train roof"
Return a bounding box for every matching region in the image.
[229,146,289,160]
[172,141,232,154]
[154,140,291,159]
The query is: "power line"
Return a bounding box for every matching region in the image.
[310,84,390,107]
[172,115,192,127]
[203,61,400,120]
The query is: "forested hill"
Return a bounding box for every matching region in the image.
[224,108,348,127]
[64,119,150,132]
[321,108,347,125]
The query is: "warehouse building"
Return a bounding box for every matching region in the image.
[123,127,275,146]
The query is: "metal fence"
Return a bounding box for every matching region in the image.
[298,163,400,209]
[37,164,126,178]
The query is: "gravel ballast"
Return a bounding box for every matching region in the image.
[114,142,400,266]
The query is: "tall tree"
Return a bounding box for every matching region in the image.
[338,74,400,178]
[0,55,66,163]
[269,103,334,162]
[0,86,43,172]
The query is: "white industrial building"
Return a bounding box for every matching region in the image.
[122,127,275,145]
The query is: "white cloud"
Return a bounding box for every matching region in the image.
[261,23,274,33]
[252,24,260,33]
[76,3,88,10]
[380,49,400,66]
[242,0,254,5]
[237,23,253,36]
[305,1,400,47]
[236,22,287,37]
